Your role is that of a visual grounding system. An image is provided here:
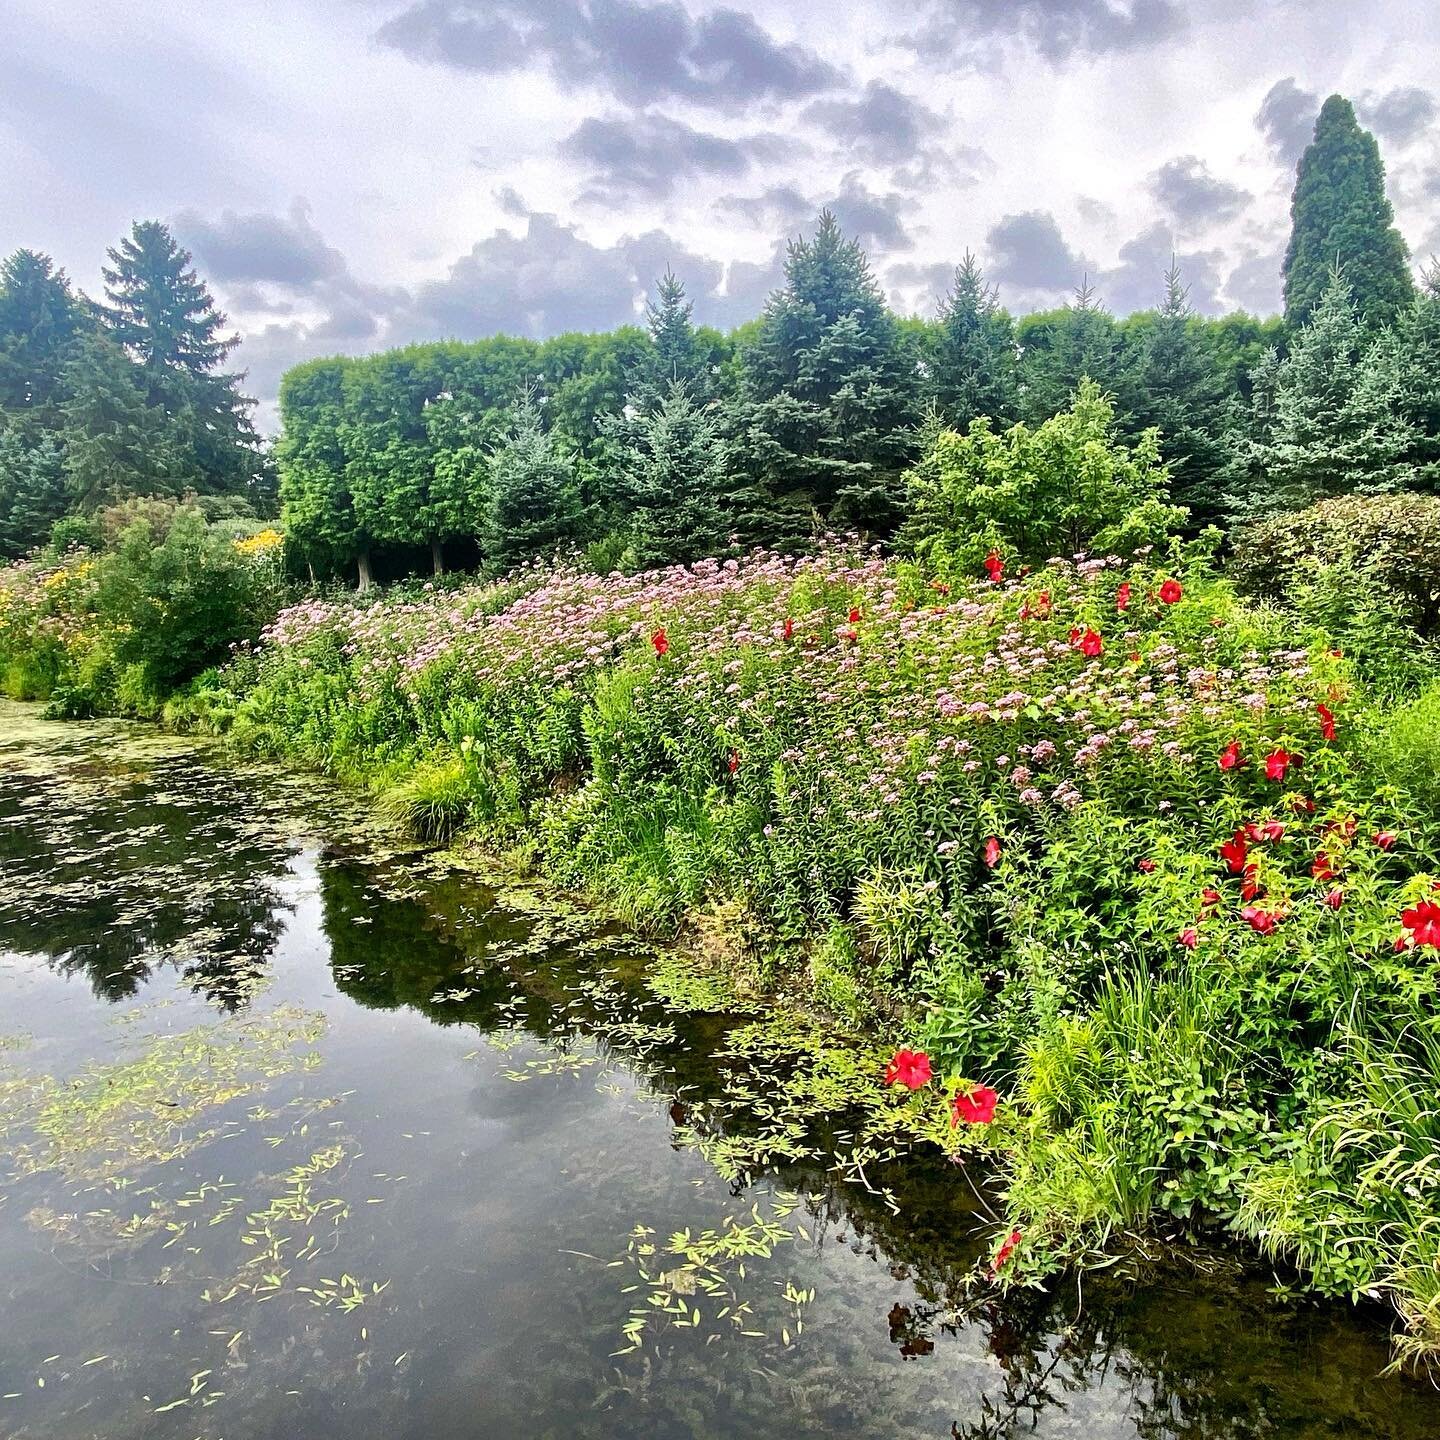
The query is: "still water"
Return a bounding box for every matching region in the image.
[1,699,1437,1439]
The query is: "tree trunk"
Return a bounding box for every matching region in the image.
[356,546,374,592]
[430,535,445,576]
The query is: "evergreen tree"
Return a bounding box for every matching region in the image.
[0,249,85,419]
[1383,261,1440,491]
[731,210,919,544]
[60,333,189,511]
[1134,261,1231,530]
[1016,279,1142,429]
[1282,94,1414,331]
[638,271,709,398]
[483,389,587,571]
[599,380,729,567]
[97,220,261,496]
[1226,269,1412,517]
[931,251,1018,430]
[0,427,67,556]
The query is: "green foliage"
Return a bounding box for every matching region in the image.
[1282,94,1414,331]
[1015,281,1142,431]
[930,252,1018,431]
[902,379,1187,571]
[483,391,587,570]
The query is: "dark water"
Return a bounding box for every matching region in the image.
[1,700,1437,1440]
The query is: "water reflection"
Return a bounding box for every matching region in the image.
[1,699,1437,1440]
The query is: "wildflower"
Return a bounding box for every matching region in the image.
[1116,582,1132,612]
[1265,748,1294,782]
[783,617,794,640]
[1324,888,1345,910]
[1178,926,1199,950]
[1158,579,1183,605]
[1400,900,1440,950]
[651,627,669,656]
[1241,866,1263,903]
[1218,741,1244,772]
[992,1229,1022,1276]
[884,1049,932,1090]
[1220,829,1249,875]
[1310,854,1336,882]
[1374,830,1398,851]
[1078,628,1103,658]
[1137,858,1156,874]
[951,1084,1000,1126]
[848,606,862,624]
[1200,887,1222,910]
[727,749,739,775]
[984,550,1004,584]
[1317,703,1336,741]
[1241,905,1280,934]
[983,836,1003,868]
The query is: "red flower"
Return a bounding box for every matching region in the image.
[1241,905,1280,934]
[1374,831,1398,851]
[1137,858,1156,874]
[992,1229,1022,1275]
[848,606,861,624]
[1241,866,1263,902]
[950,1084,1000,1127]
[1287,794,1317,816]
[1077,628,1103,658]
[1200,887,1222,910]
[651,627,669,656]
[983,836,1003,868]
[1158,579,1183,605]
[1259,821,1286,843]
[1219,829,1249,875]
[1178,926,1199,950]
[727,749,739,775]
[783,617,795,640]
[1265,748,1294,782]
[1068,626,1082,645]
[1311,855,1336,882]
[983,550,1004,583]
[1324,888,1345,911]
[884,1048,933,1090]
[1218,741,1244,772]
[1401,900,1440,949]
[1317,703,1336,742]
[1116,582,1132,612]
[843,626,859,646]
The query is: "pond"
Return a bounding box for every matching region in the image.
[1,697,1437,1439]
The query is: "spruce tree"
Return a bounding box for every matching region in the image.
[1134,261,1230,529]
[599,380,729,568]
[0,428,67,557]
[97,220,260,496]
[931,252,1018,430]
[0,250,85,418]
[1282,94,1414,331]
[1384,261,1440,491]
[731,210,919,544]
[640,271,708,397]
[483,389,587,571]
[1016,279,1142,429]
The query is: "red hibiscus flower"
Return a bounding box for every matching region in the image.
[1311,854,1336,882]
[984,550,1004,583]
[1259,821,1286,843]
[1400,900,1440,949]
[1220,829,1249,875]
[783,617,795,640]
[1078,628,1103,658]
[1241,866,1263,902]
[1116,582,1132,612]
[1265,748,1294,782]
[848,606,861,624]
[1137,858,1156,873]
[983,836,1003,868]
[1317,703,1336,742]
[1158,579,1183,605]
[950,1084,1000,1127]
[884,1048,933,1090]
[1218,741,1244,772]
[651,627,669,656]
[1324,888,1345,911]
[992,1229,1022,1276]
[1178,926,1199,950]
[1201,887,1222,911]
[1241,905,1280,934]
[727,749,739,775]
[1374,831,1398,851]
[1069,626,1082,645]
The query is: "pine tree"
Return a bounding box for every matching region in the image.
[639,271,708,397]
[1282,94,1414,331]
[1384,261,1440,491]
[0,249,85,418]
[931,251,1018,431]
[60,333,189,511]
[1016,279,1142,429]
[483,389,587,571]
[97,220,261,496]
[0,427,67,557]
[599,380,729,567]
[731,210,919,545]
[1227,269,1412,517]
[1134,261,1230,529]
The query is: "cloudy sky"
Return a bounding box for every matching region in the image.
[3,0,1438,429]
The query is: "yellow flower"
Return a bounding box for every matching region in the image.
[234,527,285,557]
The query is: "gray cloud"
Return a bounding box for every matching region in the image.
[175,200,346,286]
[985,210,1089,298]
[713,183,814,230]
[565,112,782,203]
[1149,155,1250,229]
[1223,248,1284,315]
[1255,76,1319,168]
[1358,85,1437,144]
[1096,223,1225,315]
[375,0,843,111]
[905,0,1183,63]
[804,80,944,165]
[715,173,916,253]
